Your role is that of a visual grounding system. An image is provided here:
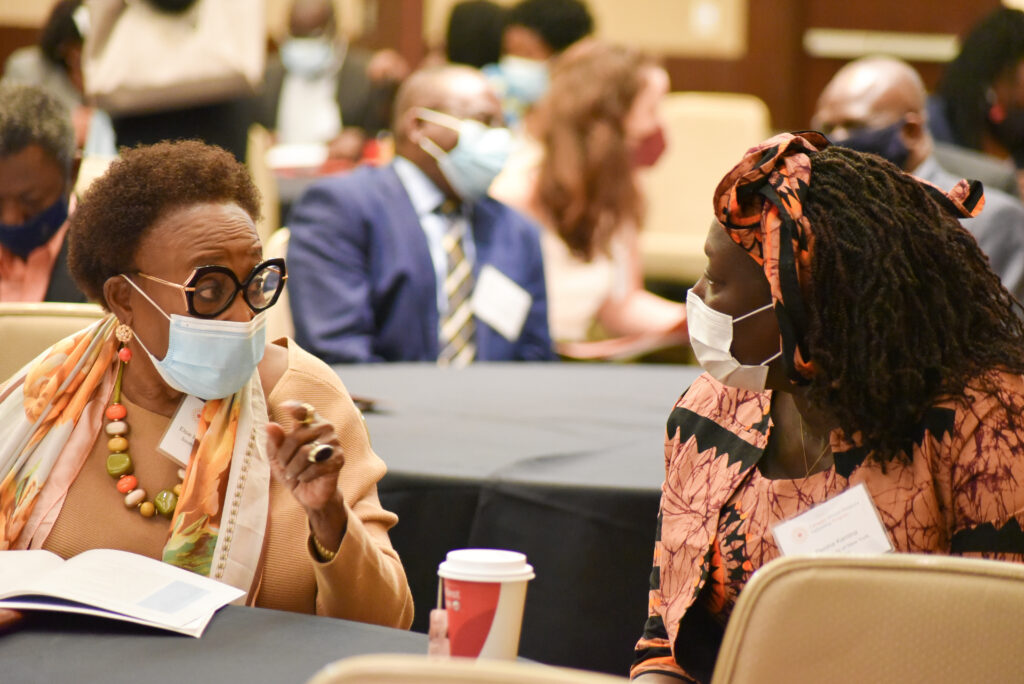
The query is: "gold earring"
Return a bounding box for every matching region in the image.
[115,323,133,344]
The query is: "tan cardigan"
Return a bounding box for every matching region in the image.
[44,340,414,629]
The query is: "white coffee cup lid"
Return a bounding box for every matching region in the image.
[438,548,535,582]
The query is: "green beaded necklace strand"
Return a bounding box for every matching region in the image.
[105,326,182,519]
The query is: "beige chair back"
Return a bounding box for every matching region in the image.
[0,302,106,382]
[247,123,280,247]
[640,92,771,284]
[264,227,294,342]
[308,654,628,684]
[711,554,1024,684]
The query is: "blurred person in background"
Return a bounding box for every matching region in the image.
[932,7,1024,196]
[492,40,687,360]
[287,65,554,364]
[814,56,1024,305]
[257,0,407,161]
[104,0,258,161]
[445,0,507,69]
[483,0,594,127]
[0,83,86,303]
[1,0,116,157]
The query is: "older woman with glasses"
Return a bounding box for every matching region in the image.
[0,140,414,628]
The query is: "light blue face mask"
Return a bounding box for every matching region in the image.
[123,276,266,400]
[497,55,549,105]
[416,108,512,201]
[280,37,336,76]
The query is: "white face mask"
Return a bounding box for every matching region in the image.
[686,288,781,392]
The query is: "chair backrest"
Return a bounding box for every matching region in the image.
[640,92,771,284]
[0,302,106,381]
[711,554,1024,684]
[308,654,629,684]
[264,227,294,342]
[247,123,280,247]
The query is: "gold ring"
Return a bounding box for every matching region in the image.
[299,402,317,425]
[307,442,334,463]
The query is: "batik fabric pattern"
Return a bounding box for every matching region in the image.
[0,314,269,597]
[631,372,1024,682]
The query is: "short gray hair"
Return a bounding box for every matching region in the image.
[0,83,75,179]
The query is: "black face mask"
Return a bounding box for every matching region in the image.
[988,106,1024,167]
[0,196,69,260]
[829,120,911,169]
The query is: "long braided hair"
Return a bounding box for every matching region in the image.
[800,146,1024,461]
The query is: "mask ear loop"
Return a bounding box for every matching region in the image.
[733,300,775,323]
[416,107,463,131]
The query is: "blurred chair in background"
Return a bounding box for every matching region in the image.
[264,227,294,341]
[0,302,104,380]
[246,123,281,246]
[639,91,770,288]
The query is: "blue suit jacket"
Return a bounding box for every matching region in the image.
[286,163,555,363]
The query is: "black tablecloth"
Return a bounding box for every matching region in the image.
[0,605,428,684]
[335,363,702,675]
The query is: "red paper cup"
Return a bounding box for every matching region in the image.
[437,549,535,659]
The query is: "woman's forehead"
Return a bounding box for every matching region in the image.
[135,203,260,271]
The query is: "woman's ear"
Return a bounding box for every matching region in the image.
[104,275,133,326]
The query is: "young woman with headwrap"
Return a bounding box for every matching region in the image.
[630,132,1024,683]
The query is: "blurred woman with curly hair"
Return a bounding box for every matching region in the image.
[493,39,688,360]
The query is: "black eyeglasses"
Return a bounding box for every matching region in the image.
[136,258,287,318]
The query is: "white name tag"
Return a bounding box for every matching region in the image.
[470,264,532,342]
[157,395,205,468]
[772,483,894,556]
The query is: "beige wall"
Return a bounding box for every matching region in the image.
[423,0,747,59]
[0,0,58,27]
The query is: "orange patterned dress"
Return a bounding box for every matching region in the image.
[631,372,1024,682]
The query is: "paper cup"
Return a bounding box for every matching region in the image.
[437,548,535,659]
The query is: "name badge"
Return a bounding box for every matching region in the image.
[470,265,532,342]
[772,483,894,556]
[157,395,205,468]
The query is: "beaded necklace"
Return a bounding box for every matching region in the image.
[105,324,182,519]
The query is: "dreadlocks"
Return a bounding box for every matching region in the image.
[801,146,1024,462]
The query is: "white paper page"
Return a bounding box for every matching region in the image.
[0,596,214,637]
[0,550,65,596]
[18,549,243,628]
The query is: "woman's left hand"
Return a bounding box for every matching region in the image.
[266,400,348,552]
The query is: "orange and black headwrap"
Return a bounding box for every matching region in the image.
[712,131,986,384]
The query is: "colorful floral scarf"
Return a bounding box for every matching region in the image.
[0,314,269,597]
[712,131,985,383]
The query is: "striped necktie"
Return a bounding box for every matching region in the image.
[437,205,476,368]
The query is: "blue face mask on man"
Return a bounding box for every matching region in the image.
[415,107,512,201]
[123,276,266,400]
[830,119,910,169]
[0,196,69,259]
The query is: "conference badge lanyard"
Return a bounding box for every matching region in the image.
[772,483,894,556]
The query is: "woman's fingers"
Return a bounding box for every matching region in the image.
[270,400,344,483]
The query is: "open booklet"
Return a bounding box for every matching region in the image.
[0,548,244,637]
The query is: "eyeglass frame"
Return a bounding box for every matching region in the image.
[133,257,288,319]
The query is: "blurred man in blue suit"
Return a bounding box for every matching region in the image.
[287,64,555,364]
